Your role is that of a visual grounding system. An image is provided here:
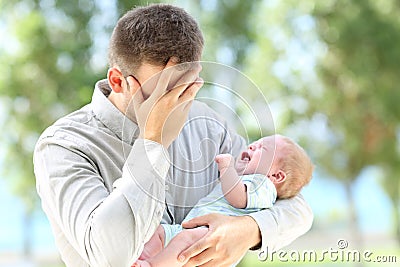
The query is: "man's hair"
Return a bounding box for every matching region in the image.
[276,135,314,199]
[108,4,204,76]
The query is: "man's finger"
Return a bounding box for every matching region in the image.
[184,248,214,267]
[198,259,221,267]
[127,76,144,109]
[180,99,194,117]
[152,61,201,102]
[182,214,213,229]
[173,80,202,114]
[171,62,202,92]
[177,77,203,104]
[178,236,210,264]
[126,75,142,95]
[149,57,182,101]
[197,260,219,267]
[158,67,201,104]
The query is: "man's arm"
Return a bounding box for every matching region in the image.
[248,194,313,256]
[34,137,169,266]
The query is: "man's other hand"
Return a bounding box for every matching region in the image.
[179,214,261,267]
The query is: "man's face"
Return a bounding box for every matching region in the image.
[130,61,202,100]
[118,60,201,123]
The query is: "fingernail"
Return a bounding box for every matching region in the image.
[126,76,132,85]
[178,255,185,262]
[170,56,179,63]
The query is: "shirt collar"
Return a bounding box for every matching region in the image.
[91,79,139,145]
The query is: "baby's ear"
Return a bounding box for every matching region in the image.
[273,170,286,184]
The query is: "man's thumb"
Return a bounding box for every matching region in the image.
[182,215,210,229]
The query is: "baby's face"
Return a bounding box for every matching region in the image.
[236,135,283,175]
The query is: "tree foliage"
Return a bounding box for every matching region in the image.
[0,0,146,211]
[312,0,400,233]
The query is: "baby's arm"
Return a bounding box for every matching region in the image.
[135,225,165,264]
[215,154,247,208]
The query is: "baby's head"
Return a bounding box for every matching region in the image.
[270,135,313,199]
[236,134,313,199]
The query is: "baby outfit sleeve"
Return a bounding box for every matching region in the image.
[161,224,183,247]
[242,174,277,210]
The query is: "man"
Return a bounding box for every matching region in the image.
[34,4,313,267]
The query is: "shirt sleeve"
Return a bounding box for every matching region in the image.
[247,193,313,260]
[34,137,169,267]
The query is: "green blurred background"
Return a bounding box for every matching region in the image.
[0,0,399,266]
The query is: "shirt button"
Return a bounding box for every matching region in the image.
[165,184,169,191]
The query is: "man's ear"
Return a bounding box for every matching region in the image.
[108,67,141,94]
[107,67,125,93]
[271,170,286,184]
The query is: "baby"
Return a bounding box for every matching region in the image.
[133,134,313,267]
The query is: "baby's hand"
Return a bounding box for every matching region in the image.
[215,154,235,172]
